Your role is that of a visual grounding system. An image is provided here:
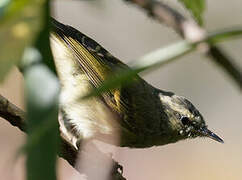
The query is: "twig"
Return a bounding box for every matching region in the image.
[124,0,205,41]
[124,0,242,89]
[208,46,242,88]
[0,94,26,131]
[0,94,125,180]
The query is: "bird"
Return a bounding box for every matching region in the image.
[50,18,223,149]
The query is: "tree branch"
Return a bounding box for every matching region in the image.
[124,0,242,89]
[0,94,26,131]
[207,46,242,88]
[0,94,126,180]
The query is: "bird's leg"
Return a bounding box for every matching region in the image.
[76,138,82,150]
[111,160,124,175]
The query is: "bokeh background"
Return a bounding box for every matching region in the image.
[0,0,241,180]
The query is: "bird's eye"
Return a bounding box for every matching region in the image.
[181,116,190,126]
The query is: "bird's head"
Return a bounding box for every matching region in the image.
[159,93,223,143]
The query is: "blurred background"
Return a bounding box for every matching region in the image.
[0,0,241,179]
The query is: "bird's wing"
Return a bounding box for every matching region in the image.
[51,19,131,116]
[51,19,165,142]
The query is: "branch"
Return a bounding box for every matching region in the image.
[124,0,242,89]
[125,0,205,41]
[0,94,125,180]
[0,94,26,131]
[207,46,242,88]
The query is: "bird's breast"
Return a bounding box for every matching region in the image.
[51,33,121,145]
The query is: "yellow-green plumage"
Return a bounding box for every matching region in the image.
[50,19,223,149]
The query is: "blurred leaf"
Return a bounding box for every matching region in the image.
[83,68,141,99]
[178,0,205,25]
[83,41,193,99]
[24,51,59,180]
[0,0,45,82]
[207,27,242,44]
[0,0,10,17]
[22,1,59,180]
[35,3,57,74]
[84,27,242,99]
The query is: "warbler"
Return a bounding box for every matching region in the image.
[50,18,223,149]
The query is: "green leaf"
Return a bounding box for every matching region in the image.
[24,51,59,180]
[25,63,59,180]
[83,41,193,99]
[0,0,45,82]
[178,0,205,25]
[207,27,242,44]
[22,1,59,180]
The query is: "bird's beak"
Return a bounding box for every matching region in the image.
[199,127,224,143]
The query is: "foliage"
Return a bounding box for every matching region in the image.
[0,0,46,82]
[0,0,59,180]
